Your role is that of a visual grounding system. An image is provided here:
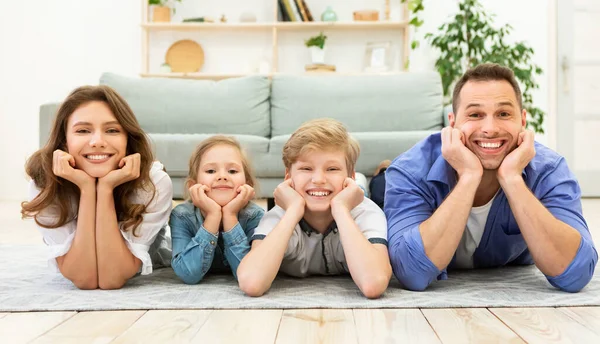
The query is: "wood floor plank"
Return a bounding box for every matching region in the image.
[31,310,145,344]
[422,308,524,344]
[492,307,600,343]
[353,309,440,343]
[191,309,282,343]
[0,311,76,344]
[276,309,357,344]
[0,312,9,319]
[112,310,212,343]
[559,307,600,336]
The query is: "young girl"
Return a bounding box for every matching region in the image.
[21,85,173,290]
[170,136,264,284]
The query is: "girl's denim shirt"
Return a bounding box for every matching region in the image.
[170,200,265,284]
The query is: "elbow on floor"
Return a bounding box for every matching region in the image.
[238,275,268,297]
[359,276,390,299]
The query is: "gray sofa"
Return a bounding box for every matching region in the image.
[39,72,445,199]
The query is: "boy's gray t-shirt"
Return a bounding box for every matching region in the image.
[250,198,388,277]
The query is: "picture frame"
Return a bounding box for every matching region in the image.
[363,41,393,73]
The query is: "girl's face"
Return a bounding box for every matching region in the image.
[195,144,247,206]
[65,101,128,178]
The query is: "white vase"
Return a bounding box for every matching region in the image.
[309,46,325,64]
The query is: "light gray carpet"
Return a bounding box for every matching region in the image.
[1,244,599,311]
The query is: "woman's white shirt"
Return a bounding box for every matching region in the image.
[28,161,173,275]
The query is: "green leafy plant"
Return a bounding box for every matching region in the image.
[401,0,425,50]
[425,0,545,133]
[304,32,327,49]
[149,0,182,6]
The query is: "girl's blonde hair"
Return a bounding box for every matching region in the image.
[21,85,156,236]
[282,118,360,176]
[186,135,257,196]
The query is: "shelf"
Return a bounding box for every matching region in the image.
[141,72,407,80]
[142,21,408,31]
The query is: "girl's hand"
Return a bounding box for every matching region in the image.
[52,149,95,189]
[222,184,255,216]
[189,184,222,216]
[98,153,141,191]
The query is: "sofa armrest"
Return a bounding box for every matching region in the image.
[39,103,60,148]
[442,104,453,127]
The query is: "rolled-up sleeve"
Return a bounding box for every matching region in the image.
[539,158,598,292]
[384,165,444,291]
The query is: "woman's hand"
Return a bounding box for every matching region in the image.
[52,149,95,189]
[98,153,141,191]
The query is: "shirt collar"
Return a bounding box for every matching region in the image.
[299,218,337,237]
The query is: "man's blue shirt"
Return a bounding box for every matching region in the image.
[384,132,597,292]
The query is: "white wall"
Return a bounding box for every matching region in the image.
[0,0,553,201]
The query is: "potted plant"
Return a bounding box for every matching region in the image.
[149,0,182,23]
[305,32,327,64]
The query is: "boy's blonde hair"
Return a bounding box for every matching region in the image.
[282,118,360,176]
[186,135,257,191]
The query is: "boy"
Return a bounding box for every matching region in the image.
[237,119,392,298]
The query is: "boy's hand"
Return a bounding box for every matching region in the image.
[222,184,255,216]
[189,184,222,217]
[98,153,141,190]
[274,179,305,214]
[331,178,364,215]
[52,149,95,189]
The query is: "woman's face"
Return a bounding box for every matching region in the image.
[65,101,128,178]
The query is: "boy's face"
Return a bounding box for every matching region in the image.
[286,149,351,214]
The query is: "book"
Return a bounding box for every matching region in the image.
[294,0,308,21]
[282,0,298,22]
[278,0,291,21]
[302,0,314,21]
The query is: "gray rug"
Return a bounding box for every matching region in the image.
[1,244,599,311]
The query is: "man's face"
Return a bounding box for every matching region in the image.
[286,149,351,214]
[449,80,527,170]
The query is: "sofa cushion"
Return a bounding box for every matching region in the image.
[148,133,270,178]
[261,131,436,178]
[270,73,443,136]
[100,73,271,137]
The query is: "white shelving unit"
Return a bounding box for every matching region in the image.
[141,0,410,80]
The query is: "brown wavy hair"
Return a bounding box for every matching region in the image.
[185,135,257,198]
[21,85,156,235]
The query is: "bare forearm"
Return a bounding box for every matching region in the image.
[334,210,391,298]
[420,175,480,270]
[95,187,140,289]
[237,212,299,296]
[59,186,98,289]
[222,213,238,232]
[500,177,581,276]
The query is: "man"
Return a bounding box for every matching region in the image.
[384,63,597,292]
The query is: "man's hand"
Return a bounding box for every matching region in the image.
[274,179,305,216]
[331,178,364,216]
[189,184,222,216]
[222,184,255,216]
[441,127,483,180]
[498,129,535,184]
[52,149,95,189]
[98,153,141,190]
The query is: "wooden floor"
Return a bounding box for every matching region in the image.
[1,199,600,343]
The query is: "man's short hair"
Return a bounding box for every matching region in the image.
[452,63,523,113]
[282,118,360,176]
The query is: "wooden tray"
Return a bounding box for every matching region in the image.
[165,40,205,73]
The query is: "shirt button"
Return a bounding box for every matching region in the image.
[210,240,216,246]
